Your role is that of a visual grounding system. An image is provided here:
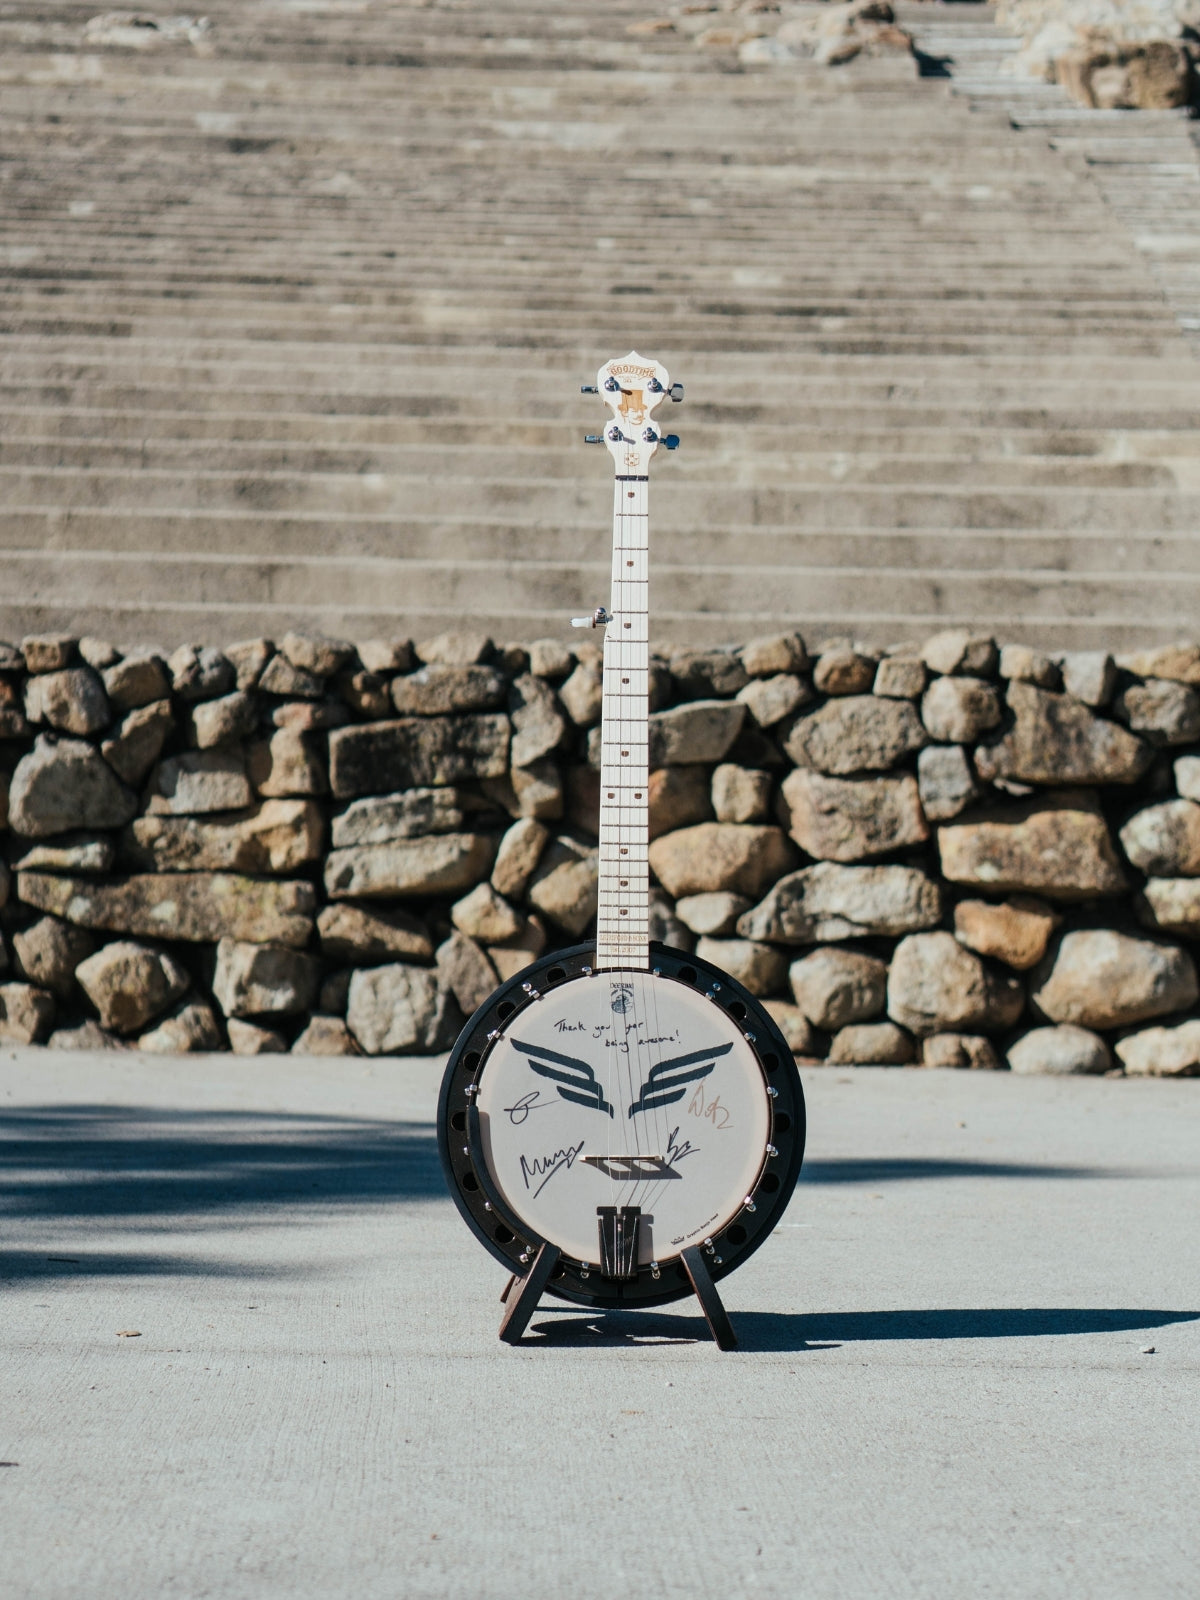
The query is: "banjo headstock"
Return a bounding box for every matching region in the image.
[582,350,681,473]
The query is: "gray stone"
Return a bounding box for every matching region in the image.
[670,649,748,700]
[648,766,713,840]
[887,931,1024,1037]
[784,695,926,776]
[324,832,497,900]
[648,700,746,767]
[21,634,75,673]
[258,653,323,700]
[271,698,349,732]
[1138,877,1200,936]
[649,823,797,900]
[739,633,808,677]
[316,903,433,964]
[190,691,258,750]
[75,940,190,1034]
[137,1002,222,1054]
[1008,1025,1111,1076]
[789,947,888,1030]
[9,736,137,837]
[1115,1018,1200,1076]
[127,799,324,875]
[18,870,315,947]
[0,982,55,1043]
[921,629,998,678]
[1059,651,1117,707]
[1174,754,1200,801]
[1031,929,1198,1030]
[290,1016,359,1056]
[281,631,354,678]
[674,892,752,936]
[212,939,320,1017]
[920,676,1002,743]
[436,931,499,1015]
[712,764,772,825]
[328,714,510,799]
[12,834,115,874]
[355,639,413,675]
[491,817,550,899]
[224,639,273,691]
[247,729,328,797]
[509,675,566,767]
[781,769,927,862]
[559,658,604,726]
[917,744,979,823]
[102,654,169,711]
[938,791,1128,900]
[953,896,1059,970]
[1114,680,1200,746]
[736,673,811,729]
[827,1021,916,1065]
[1120,800,1200,876]
[1117,642,1200,685]
[227,1018,289,1055]
[648,888,695,953]
[331,788,469,848]
[762,999,817,1056]
[347,963,448,1054]
[47,1020,123,1051]
[415,631,492,667]
[529,639,574,679]
[338,670,391,721]
[390,664,507,717]
[101,700,174,787]
[873,655,927,700]
[920,1033,1003,1070]
[147,749,253,815]
[25,668,110,735]
[738,862,942,944]
[813,648,875,696]
[168,645,235,702]
[974,683,1151,786]
[510,759,564,821]
[451,883,522,944]
[526,836,599,936]
[999,644,1060,689]
[12,917,94,998]
[695,936,788,997]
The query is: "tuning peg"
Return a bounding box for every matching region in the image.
[584,434,604,444]
[669,382,684,402]
[571,607,612,628]
[662,434,680,450]
[580,384,598,394]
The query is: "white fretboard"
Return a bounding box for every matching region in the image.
[595,474,650,972]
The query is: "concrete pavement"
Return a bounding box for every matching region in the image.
[1,1048,1197,1599]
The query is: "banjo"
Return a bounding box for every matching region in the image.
[437,353,805,1348]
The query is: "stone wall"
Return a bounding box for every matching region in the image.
[2,626,1200,1075]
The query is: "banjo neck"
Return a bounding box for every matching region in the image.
[578,351,680,974]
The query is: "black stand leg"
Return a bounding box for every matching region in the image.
[498,1243,560,1345]
[681,1246,738,1351]
[499,1273,516,1304]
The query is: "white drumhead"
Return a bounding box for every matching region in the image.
[476,971,770,1267]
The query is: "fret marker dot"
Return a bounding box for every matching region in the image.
[621,750,628,757]
[623,622,631,629]
[619,909,627,916]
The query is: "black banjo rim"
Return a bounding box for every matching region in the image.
[437,939,806,1310]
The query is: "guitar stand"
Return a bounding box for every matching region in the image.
[497,1240,738,1351]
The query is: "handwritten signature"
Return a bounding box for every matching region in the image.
[503,1090,552,1126]
[520,1141,586,1198]
[688,1084,733,1130]
[665,1125,699,1166]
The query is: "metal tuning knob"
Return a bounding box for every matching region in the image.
[662,434,680,450]
[580,384,599,394]
[571,606,612,629]
[669,382,684,402]
[584,433,604,444]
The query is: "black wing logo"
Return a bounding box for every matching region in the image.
[627,1042,734,1118]
[512,1039,614,1118]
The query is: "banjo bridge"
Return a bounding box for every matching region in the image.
[580,1153,681,1180]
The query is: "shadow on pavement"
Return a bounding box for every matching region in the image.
[0,1104,445,1223]
[799,1157,1149,1183]
[527,1306,1200,1350]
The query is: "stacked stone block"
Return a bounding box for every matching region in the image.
[1,625,1199,1076]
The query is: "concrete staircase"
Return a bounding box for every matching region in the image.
[0,0,1198,649]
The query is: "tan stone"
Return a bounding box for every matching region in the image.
[738,862,941,944]
[938,791,1127,901]
[436,931,498,1014]
[511,758,564,821]
[224,638,273,690]
[147,750,252,815]
[346,963,449,1054]
[674,892,752,936]
[920,676,1002,743]
[0,982,55,1044]
[648,766,713,841]
[486,915,548,982]
[781,769,927,862]
[24,668,110,735]
[213,939,320,1017]
[12,917,94,998]
[887,932,1024,1037]
[126,800,324,874]
[740,633,808,677]
[813,648,875,696]
[1115,680,1200,746]
[328,714,509,799]
[291,1016,359,1056]
[21,634,75,673]
[1139,878,1200,937]
[649,823,798,900]
[1117,642,1200,685]
[1059,652,1116,707]
[1116,1019,1200,1077]
[452,883,523,944]
[1008,1025,1110,1076]
[10,735,136,837]
[247,728,328,797]
[784,695,926,776]
[974,683,1151,786]
[75,941,190,1034]
[789,947,888,1030]
[331,787,468,847]
[695,937,788,997]
[190,691,258,750]
[1120,800,1200,877]
[280,631,353,678]
[137,1001,222,1054]
[827,1021,915,1065]
[324,832,497,900]
[919,1033,1002,1070]
[101,700,174,787]
[227,1018,289,1055]
[736,673,811,729]
[762,999,817,1056]
[491,817,549,899]
[415,631,493,667]
[712,764,772,825]
[873,656,926,700]
[316,903,433,964]
[953,896,1059,970]
[1031,929,1197,1031]
[526,836,599,936]
[917,745,979,823]
[559,657,604,726]
[648,700,746,767]
[999,644,1059,689]
[12,835,114,874]
[18,870,315,947]
[921,630,997,678]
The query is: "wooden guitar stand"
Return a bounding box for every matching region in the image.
[497,1240,738,1351]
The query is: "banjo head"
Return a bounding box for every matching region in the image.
[438,941,805,1310]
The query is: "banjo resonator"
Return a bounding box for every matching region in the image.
[437,354,806,1349]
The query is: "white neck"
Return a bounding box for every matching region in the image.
[595,473,650,972]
